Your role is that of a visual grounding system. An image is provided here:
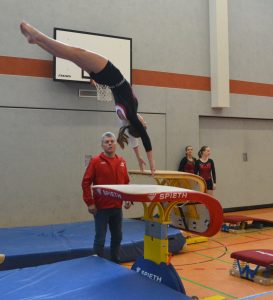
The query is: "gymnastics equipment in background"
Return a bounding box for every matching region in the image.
[230,249,273,285]
[222,215,273,233]
[129,170,207,192]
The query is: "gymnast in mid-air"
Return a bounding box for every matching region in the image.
[20,22,155,175]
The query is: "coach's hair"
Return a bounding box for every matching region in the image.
[101,131,116,143]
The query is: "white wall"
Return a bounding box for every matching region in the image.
[1,0,273,226]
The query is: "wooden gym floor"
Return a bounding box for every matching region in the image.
[123,208,273,300]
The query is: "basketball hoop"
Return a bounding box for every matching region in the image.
[93,82,113,102]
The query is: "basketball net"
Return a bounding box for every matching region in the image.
[93,82,113,102]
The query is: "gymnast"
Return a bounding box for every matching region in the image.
[20,22,155,175]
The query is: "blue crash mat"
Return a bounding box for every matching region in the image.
[0,256,191,300]
[0,219,185,270]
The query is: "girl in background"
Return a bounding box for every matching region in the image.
[178,145,196,173]
[194,146,216,195]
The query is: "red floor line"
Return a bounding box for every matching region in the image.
[175,267,229,271]
[225,236,273,247]
[183,243,228,253]
[174,250,230,267]
[217,233,270,241]
[242,234,267,240]
[218,233,273,243]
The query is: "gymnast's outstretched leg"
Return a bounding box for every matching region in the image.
[20,21,156,176]
[20,22,107,74]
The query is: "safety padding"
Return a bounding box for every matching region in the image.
[0,219,185,270]
[0,256,192,299]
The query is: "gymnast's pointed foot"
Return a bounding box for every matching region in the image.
[20,21,40,44]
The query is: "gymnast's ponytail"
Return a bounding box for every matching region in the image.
[117,125,140,149]
[117,126,129,149]
[198,145,208,158]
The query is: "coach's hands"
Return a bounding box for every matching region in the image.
[88,204,97,215]
[124,201,133,209]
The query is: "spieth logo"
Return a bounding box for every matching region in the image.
[147,193,156,201]
[159,192,188,200]
[102,189,122,199]
[135,267,162,283]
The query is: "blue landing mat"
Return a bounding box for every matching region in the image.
[0,219,185,270]
[0,256,191,300]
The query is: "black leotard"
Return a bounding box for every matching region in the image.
[178,157,196,173]
[90,61,152,152]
